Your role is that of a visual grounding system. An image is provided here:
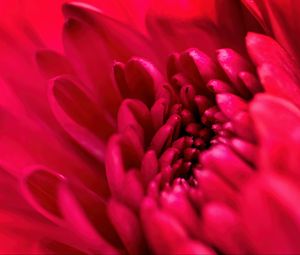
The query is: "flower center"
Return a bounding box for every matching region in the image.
[111,46,260,211]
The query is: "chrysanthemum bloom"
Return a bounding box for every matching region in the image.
[0,0,300,254]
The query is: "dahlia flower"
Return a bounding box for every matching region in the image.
[0,0,300,254]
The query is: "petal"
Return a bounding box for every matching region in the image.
[108,199,146,255]
[250,94,300,179]
[62,17,121,114]
[201,145,253,189]
[34,239,86,255]
[49,76,114,160]
[247,33,300,106]
[195,170,238,207]
[146,15,220,59]
[244,0,300,64]
[257,64,300,108]
[106,133,142,197]
[202,203,245,254]
[121,169,145,210]
[63,2,157,64]
[216,93,248,120]
[141,150,159,186]
[141,198,188,254]
[118,99,153,146]
[242,173,300,253]
[160,188,200,237]
[0,0,64,50]
[59,182,123,254]
[62,1,150,34]
[217,48,254,97]
[123,57,164,107]
[36,50,74,79]
[21,167,65,224]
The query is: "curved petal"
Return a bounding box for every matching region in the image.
[250,94,300,179]
[243,0,300,64]
[246,32,300,107]
[58,182,123,254]
[49,76,115,160]
[242,173,300,254]
[21,167,65,225]
[36,50,75,79]
[108,199,147,255]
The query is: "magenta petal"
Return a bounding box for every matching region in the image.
[63,17,121,115]
[173,240,216,255]
[141,198,188,254]
[160,188,200,237]
[195,170,238,206]
[141,150,158,187]
[49,76,114,160]
[231,111,256,143]
[250,94,300,178]
[217,48,253,97]
[106,133,142,197]
[105,135,127,197]
[36,50,74,79]
[203,203,244,254]
[242,0,265,30]
[58,182,123,254]
[246,32,300,81]
[201,145,253,189]
[146,14,221,60]
[238,71,263,94]
[150,123,176,155]
[34,239,86,255]
[124,57,164,107]
[242,173,300,254]
[108,199,146,255]
[244,0,300,63]
[21,166,65,224]
[179,48,221,88]
[230,138,257,165]
[118,99,153,147]
[151,98,170,131]
[216,93,248,120]
[257,64,300,108]
[121,169,144,210]
[63,2,158,64]
[207,79,236,94]
[246,32,300,105]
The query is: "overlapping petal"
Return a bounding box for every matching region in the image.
[0,0,300,254]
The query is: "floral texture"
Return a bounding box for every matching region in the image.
[0,0,300,254]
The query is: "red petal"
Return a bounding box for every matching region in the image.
[250,94,300,179]
[36,50,74,79]
[49,76,114,160]
[106,133,142,197]
[216,93,248,120]
[242,173,300,253]
[201,145,253,189]
[247,33,300,107]
[203,203,244,253]
[244,0,300,64]
[59,182,123,254]
[108,199,147,255]
[21,167,64,224]
[141,198,188,254]
[63,17,121,114]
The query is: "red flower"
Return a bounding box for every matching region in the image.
[0,0,300,254]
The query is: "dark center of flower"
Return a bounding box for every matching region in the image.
[145,48,254,190]
[111,46,260,216]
